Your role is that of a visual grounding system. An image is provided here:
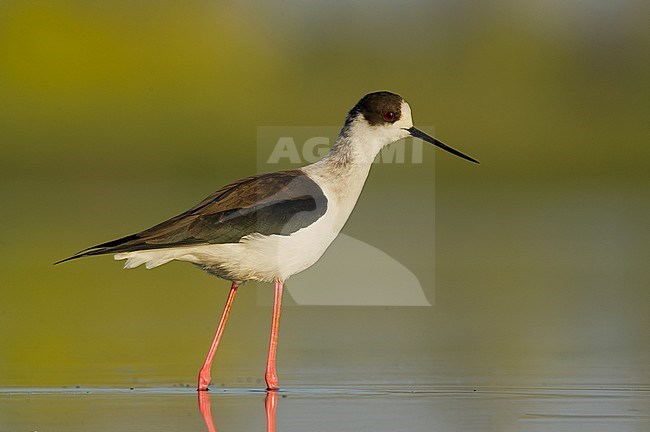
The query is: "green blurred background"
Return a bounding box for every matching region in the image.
[1,0,648,389]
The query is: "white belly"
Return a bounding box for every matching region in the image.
[114,207,339,282]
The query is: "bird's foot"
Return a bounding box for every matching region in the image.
[197,369,211,391]
[265,371,279,390]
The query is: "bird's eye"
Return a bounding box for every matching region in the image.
[383,111,396,122]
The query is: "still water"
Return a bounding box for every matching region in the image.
[1,383,648,431]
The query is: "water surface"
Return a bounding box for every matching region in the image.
[2,384,648,432]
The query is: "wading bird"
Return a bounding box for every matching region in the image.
[57,91,478,391]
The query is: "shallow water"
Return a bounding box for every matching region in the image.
[1,385,648,432]
[2,177,649,430]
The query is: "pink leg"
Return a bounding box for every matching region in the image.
[265,280,284,390]
[198,282,239,391]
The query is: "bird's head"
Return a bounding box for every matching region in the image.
[343,91,479,164]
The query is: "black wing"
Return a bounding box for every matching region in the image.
[56,170,328,264]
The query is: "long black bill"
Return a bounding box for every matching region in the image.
[407,127,479,164]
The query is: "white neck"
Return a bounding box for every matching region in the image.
[301,99,415,234]
[303,119,379,201]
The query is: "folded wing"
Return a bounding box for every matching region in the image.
[56,170,328,263]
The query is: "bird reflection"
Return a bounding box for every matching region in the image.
[198,391,217,432]
[264,390,278,431]
[198,390,278,432]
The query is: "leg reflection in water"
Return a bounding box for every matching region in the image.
[198,390,279,432]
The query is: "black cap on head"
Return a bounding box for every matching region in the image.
[346,91,404,126]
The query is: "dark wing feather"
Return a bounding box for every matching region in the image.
[55,170,328,264]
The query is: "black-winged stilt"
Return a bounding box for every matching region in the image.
[57,91,479,391]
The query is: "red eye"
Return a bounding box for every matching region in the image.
[383,111,396,122]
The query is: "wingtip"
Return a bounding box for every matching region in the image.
[54,249,94,265]
[53,255,78,265]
